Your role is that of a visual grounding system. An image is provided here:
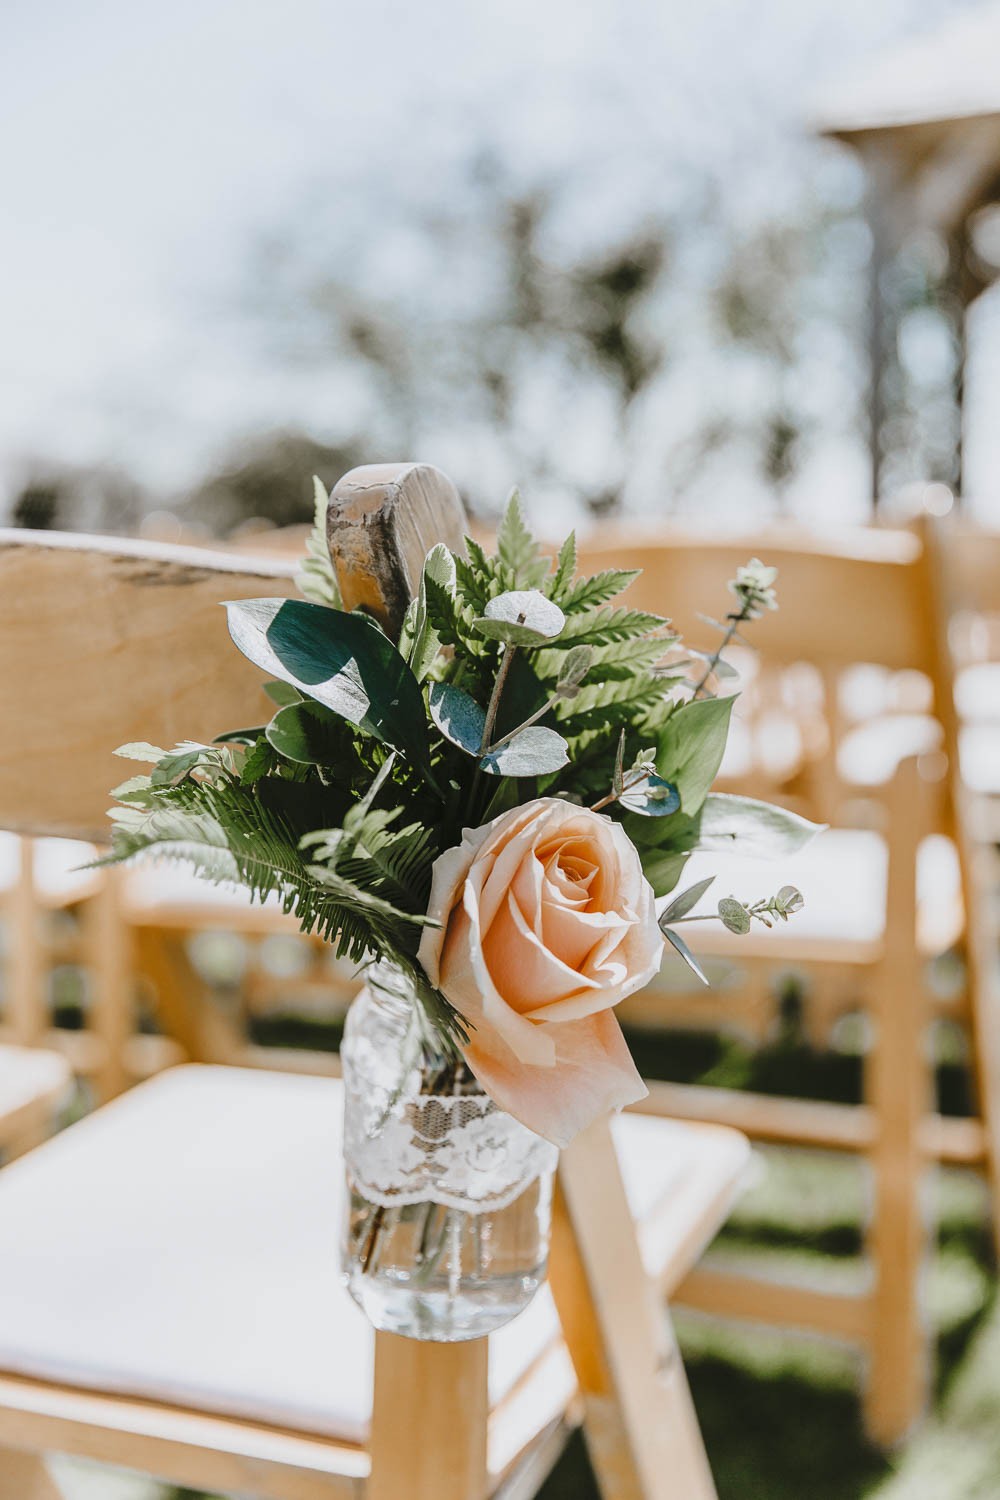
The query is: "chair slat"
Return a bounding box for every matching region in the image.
[0,532,297,840]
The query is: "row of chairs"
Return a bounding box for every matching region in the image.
[0,487,998,1486]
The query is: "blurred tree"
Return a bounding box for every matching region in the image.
[181,430,364,534]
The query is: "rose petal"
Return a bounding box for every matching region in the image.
[464,1008,648,1148]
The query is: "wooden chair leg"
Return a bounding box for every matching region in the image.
[551,1116,717,1500]
[0,1446,64,1499]
[866,758,931,1445]
[368,1330,488,1500]
[9,838,45,1045]
[82,870,132,1101]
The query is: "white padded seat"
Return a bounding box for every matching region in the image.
[0,1045,71,1146]
[670,828,962,961]
[121,862,301,933]
[0,1067,746,1444]
[0,833,99,907]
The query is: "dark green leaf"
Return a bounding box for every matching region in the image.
[225,598,432,773]
[213,727,264,744]
[265,701,352,765]
[480,726,569,777]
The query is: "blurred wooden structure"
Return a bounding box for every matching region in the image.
[0,463,750,1500]
[814,5,1000,502]
[579,515,1000,1444]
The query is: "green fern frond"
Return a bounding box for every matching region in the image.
[296,477,341,607]
[496,489,550,588]
[553,607,669,647]
[556,568,640,614]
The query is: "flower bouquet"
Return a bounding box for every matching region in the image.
[105,484,819,1341]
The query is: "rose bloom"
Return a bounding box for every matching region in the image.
[417,797,664,1147]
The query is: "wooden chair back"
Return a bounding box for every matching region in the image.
[0,461,732,1500]
[579,520,941,823]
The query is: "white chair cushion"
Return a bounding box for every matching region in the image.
[0,833,98,906]
[0,1067,728,1444]
[669,828,961,956]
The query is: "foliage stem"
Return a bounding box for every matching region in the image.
[479,644,518,753]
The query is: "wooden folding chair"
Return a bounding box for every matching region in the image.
[0,464,750,1500]
[576,518,1000,1445]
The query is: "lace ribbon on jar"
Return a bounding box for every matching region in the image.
[342,1026,558,1214]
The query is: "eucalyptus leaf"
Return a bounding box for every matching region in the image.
[480,725,569,777]
[473,590,566,646]
[619,774,680,818]
[695,794,826,856]
[428,682,486,755]
[266,701,350,765]
[557,643,594,691]
[718,897,752,935]
[658,875,715,924]
[661,926,710,986]
[225,597,432,774]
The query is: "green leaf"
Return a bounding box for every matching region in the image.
[661,926,709,986]
[638,847,689,899]
[295,477,341,607]
[695,794,826,856]
[406,544,456,681]
[656,695,735,813]
[150,744,219,787]
[658,876,715,923]
[428,682,486,755]
[718,897,751,935]
[109,774,154,804]
[554,606,667,647]
[212,727,264,744]
[224,598,433,775]
[549,532,577,601]
[557,568,640,615]
[473,590,566,646]
[263,680,302,707]
[619,774,680,817]
[114,743,167,763]
[265,701,351,765]
[480,726,569,777]
[496,488,549,587]
[240,739,277,784]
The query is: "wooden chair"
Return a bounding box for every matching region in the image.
[0,464,750,1500]
[575,518,1000,1445]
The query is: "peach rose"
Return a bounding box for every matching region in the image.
[417,798,663,1147]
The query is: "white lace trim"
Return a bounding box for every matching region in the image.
[341,1030,558,1214]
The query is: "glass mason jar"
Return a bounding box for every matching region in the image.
[340,962,558,1341]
